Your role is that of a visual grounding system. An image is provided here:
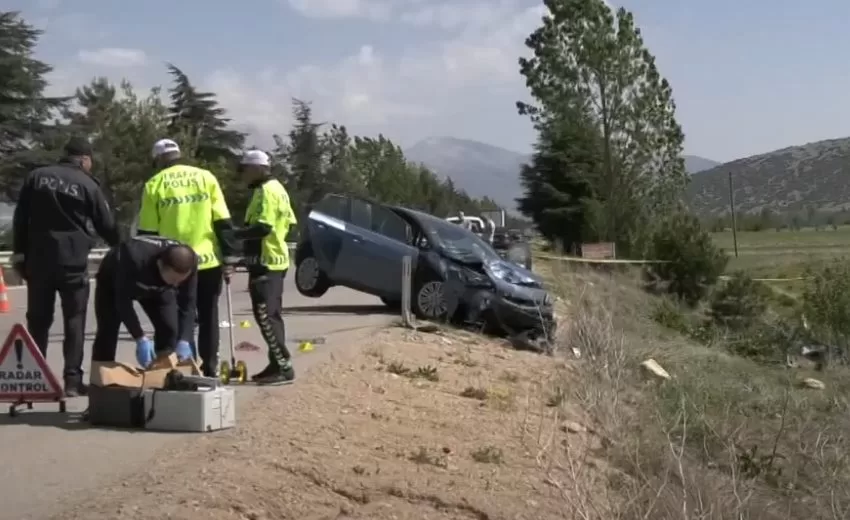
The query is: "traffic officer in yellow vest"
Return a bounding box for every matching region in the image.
[231,150,297,385]
[137,139,239,377]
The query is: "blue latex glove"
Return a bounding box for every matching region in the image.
[135,337,155,368]
[175,340,193,361]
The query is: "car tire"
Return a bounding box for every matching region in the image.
[294,246,330,297]
[412,278,448,320]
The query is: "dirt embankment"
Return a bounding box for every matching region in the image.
[61,326,603,520]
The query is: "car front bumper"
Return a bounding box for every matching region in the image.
[449,286,555,339]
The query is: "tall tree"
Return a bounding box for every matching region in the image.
[65,78,169,232]
[166,64,244,164]
[286,98,324,208]
[518,0,687,251]
[517,112,600,250]
[321,124,358,195]
[0,11,69,199]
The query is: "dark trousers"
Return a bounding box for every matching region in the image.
[91,274,179,362]
[25,265,89,380]
[178,266,223,376]
[248,269,291,366]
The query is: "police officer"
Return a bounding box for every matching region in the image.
[91,236,197,367]
[11,137,120,397]
[137,139,238,377]
[232,150,297,385]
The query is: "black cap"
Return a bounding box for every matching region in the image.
[64,136,93,157]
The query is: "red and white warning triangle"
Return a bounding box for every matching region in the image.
[0,323,62,400]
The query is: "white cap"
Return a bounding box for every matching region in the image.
[240,149,270,166]
[151,138,180,158]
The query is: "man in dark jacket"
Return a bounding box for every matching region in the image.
[11,137,120,396]
[91,236,197,367]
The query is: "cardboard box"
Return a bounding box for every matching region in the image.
[90,353,202,389]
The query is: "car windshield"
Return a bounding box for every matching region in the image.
[412,211,500,263]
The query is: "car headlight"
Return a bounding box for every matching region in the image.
[489,263,535,285]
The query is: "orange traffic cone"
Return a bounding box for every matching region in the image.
[0,268,10,313]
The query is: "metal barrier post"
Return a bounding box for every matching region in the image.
[401,256,414,328]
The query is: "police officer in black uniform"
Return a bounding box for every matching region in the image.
[11,137,120,397]
[91,236,197,366]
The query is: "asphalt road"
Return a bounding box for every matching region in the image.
[0,273,395,520]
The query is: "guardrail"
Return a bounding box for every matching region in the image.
[0,244,298,267]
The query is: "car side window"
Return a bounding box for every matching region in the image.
[370,206,410,243]
[349,199,372,229]
[313,195,349,221]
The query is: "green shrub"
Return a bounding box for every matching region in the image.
[651,298,691,335]
[802,259,850,361]
[645,212,728,306]
[709,272,768,329]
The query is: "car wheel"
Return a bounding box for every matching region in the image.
[413,279,448,320]
[295,250,330,297]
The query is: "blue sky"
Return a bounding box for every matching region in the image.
[7,0,850,162]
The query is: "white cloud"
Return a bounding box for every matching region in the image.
[285,0,392,20]
[285,0,527,29]
[206,2,545,147]
[77,47,148,67]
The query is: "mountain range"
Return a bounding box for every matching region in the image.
[405,137,719,210]
[687,137,850,215]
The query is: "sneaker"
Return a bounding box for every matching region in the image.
[251,363,278,382]
[64,378,88,397]
[255,364,295,386]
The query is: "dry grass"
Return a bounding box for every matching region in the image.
[542,258,850,519]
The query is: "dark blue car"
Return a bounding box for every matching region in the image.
[293,194,555,338]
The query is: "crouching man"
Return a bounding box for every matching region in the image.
[91,236,197,368]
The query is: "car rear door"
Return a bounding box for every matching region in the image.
[304,195,350,276]
[333,199,417,297]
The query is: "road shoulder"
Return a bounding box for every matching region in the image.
[58,325,592,519]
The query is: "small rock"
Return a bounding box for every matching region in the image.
[560,420,586,434]
[640,359,670,380]
[800,377,825,390]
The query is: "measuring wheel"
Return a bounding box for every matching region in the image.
[234,360,248,383]
[219,360,248,384]
[219,360,232,384]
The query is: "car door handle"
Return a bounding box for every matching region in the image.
[351,237,361,243]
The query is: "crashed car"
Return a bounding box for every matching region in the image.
[293,194,555,339]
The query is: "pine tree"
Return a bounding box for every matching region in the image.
[517,114,599,250]
[518,0,687,251]
[166,64,244,164]
[0,11,70,198]
[286,98,324,207]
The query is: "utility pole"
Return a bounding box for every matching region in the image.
[728,171,738,257]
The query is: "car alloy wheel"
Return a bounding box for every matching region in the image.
[417,281,447,318]
[297,256,320,291]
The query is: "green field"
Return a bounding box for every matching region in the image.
[711,227,850,279]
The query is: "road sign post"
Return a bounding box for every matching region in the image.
[0,323,65,416]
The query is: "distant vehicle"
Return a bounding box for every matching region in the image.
[445,215,485,234]
[293,194,555,338]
